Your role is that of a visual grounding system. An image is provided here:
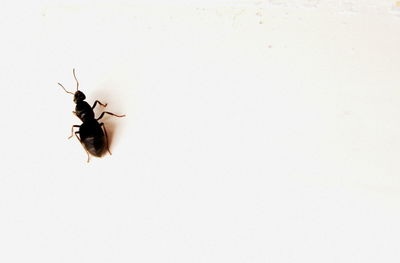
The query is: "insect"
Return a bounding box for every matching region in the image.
[58,69,125,162]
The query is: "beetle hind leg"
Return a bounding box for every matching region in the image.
[96,111,126,121]
[73,131,91,163]
[100,122,112,155]
[68,125,81,139]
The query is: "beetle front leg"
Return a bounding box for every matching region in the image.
[92,100,108,110]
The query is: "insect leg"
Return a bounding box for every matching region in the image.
[100,122,112,155]
[68,125,81,139]
[73,131,90,163]
[92,100,108,110]
[96,111,126,121]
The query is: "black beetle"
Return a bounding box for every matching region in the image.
[58,69,125,162]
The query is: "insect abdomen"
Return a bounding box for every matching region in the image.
[83,136,106,157]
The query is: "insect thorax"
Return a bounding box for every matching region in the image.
[75,101,94,122]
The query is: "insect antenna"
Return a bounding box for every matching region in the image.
[73,68,79,91]
[58,82,74,95]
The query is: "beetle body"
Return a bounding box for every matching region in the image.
[58,69,125,162]
[74,95,106,157]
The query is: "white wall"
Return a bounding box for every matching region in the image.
[1,1,400,262]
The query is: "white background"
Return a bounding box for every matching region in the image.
[1,0,400,262]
